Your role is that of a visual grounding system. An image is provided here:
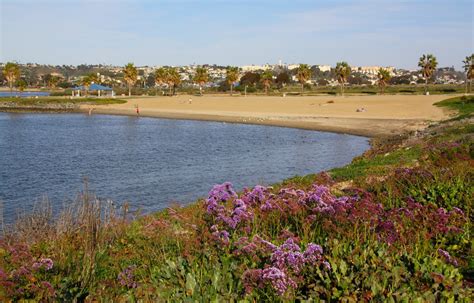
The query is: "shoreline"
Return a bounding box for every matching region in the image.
[1,94,455,137]
[84,94,455,137]
[88,107,428,137]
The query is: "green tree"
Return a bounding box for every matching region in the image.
[154,67,169,95]
[335,62,351,95]
[418,54,438,95]
[167,67,181,96]
[276,71,290,88]
[194,66,209,95]
[2,62,20,95]
[123,63,138,96]
[462,54,474,93]
[81,75,92,96]
[261,70,273,94]
[226,66,239,96]
[296,64,311,93]
[16,79,27,92]
[377,68,392,95]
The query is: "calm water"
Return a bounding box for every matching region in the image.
[0,113,369,222]
[0,91,50,97]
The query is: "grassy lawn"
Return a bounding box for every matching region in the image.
[435,95,474,119]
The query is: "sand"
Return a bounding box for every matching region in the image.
[83,94,455,137]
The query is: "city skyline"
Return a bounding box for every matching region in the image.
[1,0,472,70]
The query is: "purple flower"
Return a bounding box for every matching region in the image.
[261,267,296,295]
[32,258,54,271]
[438,248,458,266]
[118,265,138,289]
[303,243,323,265]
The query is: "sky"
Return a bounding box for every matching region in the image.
[0,0,473,69]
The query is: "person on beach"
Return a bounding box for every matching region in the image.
[136,105,140,116]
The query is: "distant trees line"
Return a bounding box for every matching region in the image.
[2,54,473,96]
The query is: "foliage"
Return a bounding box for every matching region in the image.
[418,54,438,93]
[123,63,138,96]
[377,68,392,94]
[296,64,311,92]
[335,62,351,95]
[2,62,21,92]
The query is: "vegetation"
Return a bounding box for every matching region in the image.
[193,66,209,96]
[261,70,273,94]
[0,96,472,301]
[418,54,438,94]
[2,62,20,94]
[123,63,138,97]
[335,62,351,95]
[226,66,239,96]
[166,67,181,96]
[377,68,392,94]
[295,64,311,93]
[463,54,473,93]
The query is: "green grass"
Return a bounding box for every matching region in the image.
[0,97,127,106]
[435,95,474,119]
[329,146,422,181]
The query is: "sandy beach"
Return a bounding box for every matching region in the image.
[84,94,455,137]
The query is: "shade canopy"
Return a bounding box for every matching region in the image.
[73,84,112,91]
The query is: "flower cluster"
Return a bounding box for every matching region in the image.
[32,258,54,271]
[241,237,329,295]
[437,249,458,267]
[118,265,138,289]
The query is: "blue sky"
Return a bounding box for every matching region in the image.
[1,0,472,69]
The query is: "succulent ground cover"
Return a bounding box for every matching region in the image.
[0,96,472,301]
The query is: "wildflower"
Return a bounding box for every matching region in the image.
[242,269,263,293]
[118,265,138,289]
[261,267,297,295]
[32,258,54,271]
[437,248,458,266]
[303,243,324,265]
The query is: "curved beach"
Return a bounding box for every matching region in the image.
[84,94,454,137]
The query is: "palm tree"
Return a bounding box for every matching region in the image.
[2,62,20,95]
[123,63,138,97]
[226,66,239,96]
[154,67,168,95]
[462,54,474,93]
[261,70,273,94]
[377,68,392,95]
[167,67,181,96]
[418,54,438,95]
[194,66,209,96]
[296,64,311,93]
[335,62,351,95]
[81,75,92,96]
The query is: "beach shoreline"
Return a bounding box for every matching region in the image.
[81,94,455,137]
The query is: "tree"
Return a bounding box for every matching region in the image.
[260,70,273,94]
[462,54,474,93]
[194,66,209,95]
[166,67,181,96]
[16,79,27,92]
[154,67,169,95]
[226,66,239,95]
[296,64,311,93]
[81,75,92,96]
[418,54,438,95]
[123,63,138,96]
[240,72,260,86]
[335,62,351,95]
[276,71,290,88]
[2,62,20,95]
[377,68,392,95]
